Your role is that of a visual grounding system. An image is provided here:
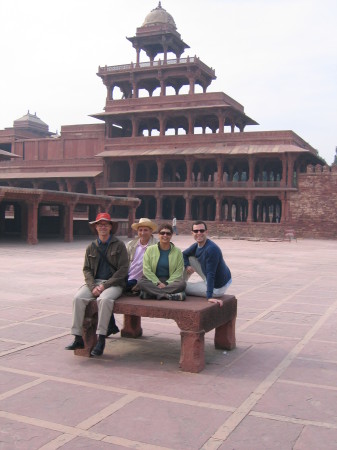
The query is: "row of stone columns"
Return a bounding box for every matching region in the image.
[116,154,295,189]
[105,112,243,138]
[139,194,286,223]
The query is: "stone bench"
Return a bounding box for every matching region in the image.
[74,294,237,373]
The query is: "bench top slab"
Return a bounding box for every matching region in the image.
[113,294,237,332]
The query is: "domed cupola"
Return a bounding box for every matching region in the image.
[142,2,176,30]
[127,2,189,62]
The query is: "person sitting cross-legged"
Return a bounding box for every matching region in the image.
[136,223,186,301]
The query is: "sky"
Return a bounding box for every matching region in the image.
[1,0,336,164]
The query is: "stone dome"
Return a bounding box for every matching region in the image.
[142,2,176,29]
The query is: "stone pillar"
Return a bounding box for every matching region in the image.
[136,47,140,66]
[128,206,136,238]
[188,114,194,135]
[184,194,191,220]
[155,194,162,220]
[128,158,135,188]
[132,116,139,137]
[160,78,165,96]
[102,162,109,188]
[132,81,137,99]
[215,194,221,222]
[216,157,223,187]
[156,158,163,187]
[248,156,255,187]
[247,193,253,223]
[163,42,168,64]
[64,202,75,242]
[281,154,287,187]
[159,114,165,136]
[227,199,232,221]
[185,158,192,187]
[287,155,296,187]
[26,199,39,245]
[66,180,72,192]
[218,114,224,135]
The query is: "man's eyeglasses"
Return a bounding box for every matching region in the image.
[192,229,206,233]
[96,223,110,227]
[159,231,172,236]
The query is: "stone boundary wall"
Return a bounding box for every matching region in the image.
[288,164,337,239]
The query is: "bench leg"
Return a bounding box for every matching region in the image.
[121,314,142,338]
[179,330,205,373]
[74,317,98,357]
[214,317,236,350]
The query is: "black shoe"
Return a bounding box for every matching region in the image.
[65,336,84,350]
[107,314,120,337]
[168,292,186,301]
[90,336,106,357]
[107,324,120,337]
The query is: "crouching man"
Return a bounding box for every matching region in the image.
[65,213,128,357]
[183,221,232,306]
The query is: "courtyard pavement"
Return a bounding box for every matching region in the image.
[0,234,337,450]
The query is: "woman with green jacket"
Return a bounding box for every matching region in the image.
[137,223,186,301]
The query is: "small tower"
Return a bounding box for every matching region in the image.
[127,1,189,64]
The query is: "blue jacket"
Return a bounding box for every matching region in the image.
[183,239,231,299]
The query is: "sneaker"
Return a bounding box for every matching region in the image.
[168,292,186,301]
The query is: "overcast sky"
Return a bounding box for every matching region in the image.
[1,0,336,163]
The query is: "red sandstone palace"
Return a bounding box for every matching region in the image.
[0,3,336,243]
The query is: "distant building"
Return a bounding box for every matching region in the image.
[0,2,336,241]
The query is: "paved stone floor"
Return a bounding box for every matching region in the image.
[1,234,337,450]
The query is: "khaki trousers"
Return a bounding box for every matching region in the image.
[70,280,123,336]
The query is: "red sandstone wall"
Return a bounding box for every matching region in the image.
[288,165,337,239]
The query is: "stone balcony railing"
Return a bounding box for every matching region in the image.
[106,180,289,189]
[98,56,215,78]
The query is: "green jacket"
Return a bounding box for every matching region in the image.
[142,243,184,285]
[83,237,129,291]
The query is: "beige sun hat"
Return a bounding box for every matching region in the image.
[131,217,157,232]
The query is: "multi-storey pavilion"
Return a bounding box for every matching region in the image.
[92,2,322,225]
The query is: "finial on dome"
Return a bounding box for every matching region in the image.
[158,1,162,8]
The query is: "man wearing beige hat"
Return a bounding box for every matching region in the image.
[65,213,128,357]
[107,218,157,336]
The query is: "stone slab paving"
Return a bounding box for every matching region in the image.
[0,235,337,449]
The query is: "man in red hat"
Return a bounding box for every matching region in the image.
[65,213,128,357]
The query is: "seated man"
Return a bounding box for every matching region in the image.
[183,220,232,306]
[65,213,128,357]
[106,218,157,336]
[137,223,186,300]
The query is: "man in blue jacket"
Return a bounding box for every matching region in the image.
[182,221,232,306]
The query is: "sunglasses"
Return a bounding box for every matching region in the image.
[159,231,172,236]
[192,229,206,233]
